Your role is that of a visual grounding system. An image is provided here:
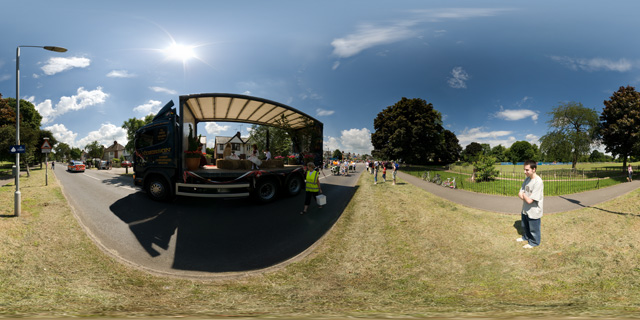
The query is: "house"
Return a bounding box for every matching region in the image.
[103,141,128,161]
[214,132,255,159]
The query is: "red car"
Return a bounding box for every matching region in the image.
[121,160,132,168]
[67,160,85,172]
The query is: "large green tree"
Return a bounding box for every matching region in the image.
[0,97,44,172]
[600,85,640,171]
[371,97,451,164]
[490,144,508,162]
[54,142,71,161]
[85,141,104,159]
[439,129,462,164]
[540,102,599,169]
[539,131,572,162]
[249,124,293,158]
[461,142,484,164]
[507,141,536,163]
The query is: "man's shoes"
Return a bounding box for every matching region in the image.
[516,237,525,242]
[523,244,534,249]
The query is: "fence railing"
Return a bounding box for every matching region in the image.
[403,165,631,197]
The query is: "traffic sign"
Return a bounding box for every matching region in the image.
[41,140,52,149]
[10,145,26,154]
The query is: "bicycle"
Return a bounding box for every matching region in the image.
[442,177,456,189]
[421,171,430,181]
[433,173,442,185]
[442,177,451,188]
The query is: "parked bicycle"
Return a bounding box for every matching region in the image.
[442,177,456,189]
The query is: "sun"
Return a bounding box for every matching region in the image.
[164,43,197,62]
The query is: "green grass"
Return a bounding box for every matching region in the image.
[403,163,633,196]
[2,166,640,318]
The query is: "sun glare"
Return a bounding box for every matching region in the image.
[164,43,196,62]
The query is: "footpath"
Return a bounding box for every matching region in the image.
[397,171,640,214]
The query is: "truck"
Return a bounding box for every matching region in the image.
[133,93,324,202]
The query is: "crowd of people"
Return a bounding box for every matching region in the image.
[364,160,399,185]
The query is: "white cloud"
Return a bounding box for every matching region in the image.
[41,57,90,75]
[44,124,78,147]
[332,61,341,70]
[45,123,126,150]
[36,87,109,124]
[457,127,516,148]
[76,123,127,150]
[331,23,416,58]
[525,134,540,146]
[0,74,10,82]
[331,8,510,60]
[549,56,634,72]
[316,108,335,116]
[107,70,136,78]
[324,136,342,153]
[150,86,178,95]
[495,108,539,122]
[205,122,230,135]
[133,100,163,115]
[340,128,374,155]
[448,66,470,89]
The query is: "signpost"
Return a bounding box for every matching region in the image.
[42,138,52,186]
[10,145,26,154]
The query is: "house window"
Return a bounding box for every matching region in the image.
[232,143,241,151]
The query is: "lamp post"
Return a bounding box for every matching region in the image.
[15,45,67,217]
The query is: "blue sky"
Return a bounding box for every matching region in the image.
[1,0,639,156]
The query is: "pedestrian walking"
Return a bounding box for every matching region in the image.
[300,162,323,215]
[392,161,399,185]
[373,164,378,184]
[51,161,55,170]
[517,160,544,249]
[628,164,633,182]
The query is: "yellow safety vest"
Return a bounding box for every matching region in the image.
[305,170,319,192]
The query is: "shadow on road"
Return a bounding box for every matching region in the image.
[109,183,358,273]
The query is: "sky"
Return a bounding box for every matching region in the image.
[1,0,639,156]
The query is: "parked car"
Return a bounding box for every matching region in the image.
[98,160,110,170]
[121,160,132,168]
[67,160,85,172]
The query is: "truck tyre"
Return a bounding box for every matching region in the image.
[253,178,279,203]
[284,174,303,196]
[145,176,171,202]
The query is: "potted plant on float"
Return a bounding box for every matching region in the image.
[184,124,202,171]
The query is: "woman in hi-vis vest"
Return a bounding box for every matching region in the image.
[301,162,323,215]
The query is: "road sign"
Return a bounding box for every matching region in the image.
[41,140,52,149]
[10,145,26,154]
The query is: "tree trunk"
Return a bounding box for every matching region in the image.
[22,157,31,177]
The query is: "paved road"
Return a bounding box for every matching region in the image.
[398,171,640,214]
[54,165,362,279]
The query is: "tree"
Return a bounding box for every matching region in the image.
[600,85,640,171]
[332,149,343,160]
[539,131,572,162]
[85,141,104,159]
[541,101,599,169]
[371,97,448,164]
[474,154,499,181]
[249,124,292,157]
[439,129,462,164]
[0,97,44,170]
[70,147,82,160]
[461,142,484,164]
[490,144,508,162]
[508,141,536,163]
[54,142,71,161]
[122,115,154,153]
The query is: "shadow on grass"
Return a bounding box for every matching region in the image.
[559,196,639,217]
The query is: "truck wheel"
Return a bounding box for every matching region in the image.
[145,176,171,202]
[284,174,303,196]
[253,178,279,203]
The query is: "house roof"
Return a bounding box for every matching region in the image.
[179,93,321,130]
[104,142,124,152]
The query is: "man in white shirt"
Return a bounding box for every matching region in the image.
[517,160,544,249]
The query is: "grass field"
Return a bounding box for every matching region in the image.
[1,165,640,318]
[403,162,637,196]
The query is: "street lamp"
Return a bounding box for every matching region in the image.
[15,45,67,217]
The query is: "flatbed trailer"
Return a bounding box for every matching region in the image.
[133,93,323,203]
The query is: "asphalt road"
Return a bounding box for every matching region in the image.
[54,165,362,279]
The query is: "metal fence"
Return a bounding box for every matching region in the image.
[404,165,632,196]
